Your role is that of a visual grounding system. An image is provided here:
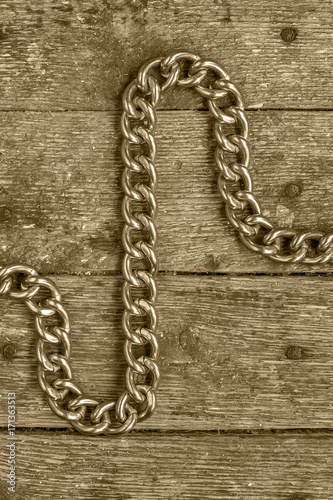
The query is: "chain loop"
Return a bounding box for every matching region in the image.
[1,52,331,435]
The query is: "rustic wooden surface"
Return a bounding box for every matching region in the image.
[0,110,332,273]
[0,0,333,498]
[1,275,333,430]
[0,0,332,110]
[1,431,333,499]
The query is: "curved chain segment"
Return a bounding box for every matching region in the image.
[1,52,332,436]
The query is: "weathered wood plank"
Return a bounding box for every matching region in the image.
[1,275,333,430]
[0,1,332,109]
[0,431,332,499]
[0,110,332,273]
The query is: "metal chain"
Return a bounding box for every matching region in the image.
[1,52,332,436]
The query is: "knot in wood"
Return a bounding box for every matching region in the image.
[280,27,298,43]
[286,345,303,360]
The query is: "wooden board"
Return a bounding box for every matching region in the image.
[0,1,332,110]
[0,1,332,497]
[1,274,333,430]
[0,110,332,273]
[0,430,332,499]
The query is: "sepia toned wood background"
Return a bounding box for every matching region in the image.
[0,1,333,498]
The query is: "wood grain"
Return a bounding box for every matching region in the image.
[0,1,332,110]
[0,110,332,273]
[0,430,332,499]
[0,0,331,496]
[1,274,333,430]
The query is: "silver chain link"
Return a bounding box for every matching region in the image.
[1,52,332,436]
